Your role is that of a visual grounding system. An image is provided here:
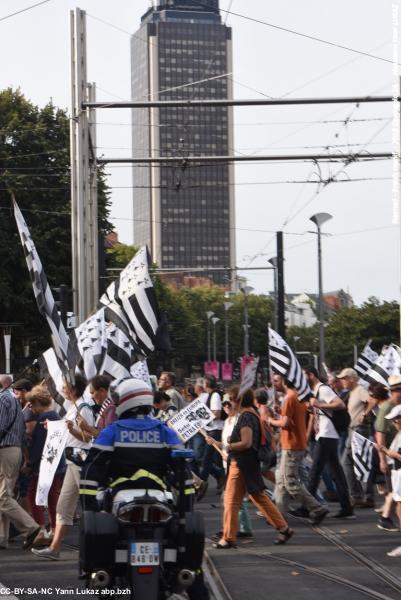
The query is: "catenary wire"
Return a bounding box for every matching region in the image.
[0,0,50,23]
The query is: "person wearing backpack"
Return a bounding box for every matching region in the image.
[268,380,329,525]
[338,368,377,509]
[304,366,354,520]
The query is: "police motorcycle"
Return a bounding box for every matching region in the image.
[78,375,205,600]
[79,448,204,598]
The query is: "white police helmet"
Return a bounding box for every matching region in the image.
[113,378,154,417]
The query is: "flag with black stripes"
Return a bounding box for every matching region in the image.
[351,431,374,482]
[13,197,71,374]
[71,308,108,379]
[99,246,169,355]
[366,345,401,387]
[99,322,138,380]
[354,342,379,382]
[268,328,312,400]
[37,348,68,416]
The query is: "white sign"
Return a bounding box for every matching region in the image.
[168,397,214,443]
[238,357,260,397]
[35,420,68,506]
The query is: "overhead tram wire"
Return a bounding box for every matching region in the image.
[195,0,399,66]
[0,0,51,22]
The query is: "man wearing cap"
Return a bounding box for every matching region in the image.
[338,368,376,508]
[375,375,401,531]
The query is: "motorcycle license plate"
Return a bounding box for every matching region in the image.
[130,542,160,566]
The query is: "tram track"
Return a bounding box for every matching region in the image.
[205,520,401,600]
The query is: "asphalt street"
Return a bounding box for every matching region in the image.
[1,486,401,600]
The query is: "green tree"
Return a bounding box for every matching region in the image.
[325,297,400,369]
[0,88,112,369]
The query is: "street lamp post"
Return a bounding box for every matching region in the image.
[224,301,233,363]
[211,317,220,362]
[206,311,214,362]
[310,212,332,370]
[241,286,254,356]
[268,257,278,331]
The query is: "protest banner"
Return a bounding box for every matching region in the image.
[168,397,214,443]
[35,420,68,506]
[238,356,260,397]
[221,362,233,381]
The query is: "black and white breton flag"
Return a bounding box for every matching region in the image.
[100,246,168,356]
[366,345,401,387]
[99,322,137,380]
[70,308,107,380]
[354,342,379,382]
[131,359,152,387]
[13,198,71,373]
[38,348,69,416]
[351,431,374,482]
[268,328,312,400]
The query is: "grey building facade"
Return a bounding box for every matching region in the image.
[131,0,236,285]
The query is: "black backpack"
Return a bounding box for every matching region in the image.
[316,384,350,434]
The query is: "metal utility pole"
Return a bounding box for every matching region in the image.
[70,8,98,324]
[276,232,285,338]
[224,301,233,363]
[268,257,278,331]
[211,317,220,362]
[241,286,253,356]
[206,311,214,362]
[310,213,332,371]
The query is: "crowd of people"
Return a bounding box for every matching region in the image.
[0,363,401,570]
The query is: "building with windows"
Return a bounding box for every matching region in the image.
[131,0,236,285]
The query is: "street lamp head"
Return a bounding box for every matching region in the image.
[206,311,215,319]
[310,212,332,229]
[240,286,254,296]
[268,257,278,268]
[211,317,220,325]
[224,302,233,311]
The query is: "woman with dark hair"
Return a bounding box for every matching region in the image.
[213,389,293,548]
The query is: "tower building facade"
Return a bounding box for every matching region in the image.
[131,0,236,285]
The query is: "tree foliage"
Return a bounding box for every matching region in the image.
[325,297,400,369]
[0,88,112,369]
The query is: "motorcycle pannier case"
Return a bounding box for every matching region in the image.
[80,510,118,572]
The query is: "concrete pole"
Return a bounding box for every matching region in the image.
[88,82,99,309]
[70,8,90,323]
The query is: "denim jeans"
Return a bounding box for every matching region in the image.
[199,429,224,482]
[308,437,352,512]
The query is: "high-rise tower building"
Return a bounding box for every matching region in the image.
[131,0,236,285]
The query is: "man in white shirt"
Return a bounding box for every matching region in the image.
[304,366,354,519]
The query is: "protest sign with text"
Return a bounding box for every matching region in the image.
[168,397,214,443]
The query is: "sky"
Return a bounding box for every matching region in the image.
[0,0,400,306]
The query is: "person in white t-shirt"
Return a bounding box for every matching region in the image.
[375,405,401,556]
[198,375,225,494]
[304,366,354,519]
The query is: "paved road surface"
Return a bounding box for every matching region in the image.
[1,485,401,600]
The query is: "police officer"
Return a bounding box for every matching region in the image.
[79,378,194,508]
